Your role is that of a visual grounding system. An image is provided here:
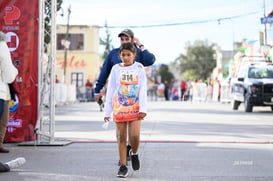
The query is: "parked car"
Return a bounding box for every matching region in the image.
[231,62,273,112]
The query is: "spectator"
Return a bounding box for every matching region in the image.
[94,29,155,103]
[85,79,93,101]
[0,31,18,153]
[55,75,60,83]
[180,80,187,101]
[164,80,169,101]
[148,80,158,101]
[157,81,165,100]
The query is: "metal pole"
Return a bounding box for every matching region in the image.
[230,19,235,57]
[18,0,71,146]
[63,5,71,84]
[264,0,267,45]
[49,0,57,144]
[37,0,45,143]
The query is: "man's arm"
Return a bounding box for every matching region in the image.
[137,48,156,67]
[94,50,115,102]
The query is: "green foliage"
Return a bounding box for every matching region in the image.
[44,0,63,47]
[176,40,216,80]
[156,64,174,83]
[100,21,114,60]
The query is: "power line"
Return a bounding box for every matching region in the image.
[105,10,263,29]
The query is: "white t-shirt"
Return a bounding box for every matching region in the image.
[104,62,147,122]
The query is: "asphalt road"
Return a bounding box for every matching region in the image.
[1,100,273,181]
[53,100,273,143]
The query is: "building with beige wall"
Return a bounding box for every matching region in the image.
[56,25,101,87]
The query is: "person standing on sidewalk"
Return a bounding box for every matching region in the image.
[104,43,147,178]
[0,31,18,153]
[95,29,155,161]
[180,80,187,101]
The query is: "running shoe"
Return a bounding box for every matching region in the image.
[117,165,128,178]
[130,150,140,170]
[0,163,10,172]
[126,145,131,161]
[5,157,26,169]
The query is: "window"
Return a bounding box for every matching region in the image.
[57,33,84,50]
[71,72,84,87]
[248,67,273,79]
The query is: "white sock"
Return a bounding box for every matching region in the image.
[5,157,26,169]
[131,151,138,155]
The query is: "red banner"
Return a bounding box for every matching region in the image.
[0,0,39,142]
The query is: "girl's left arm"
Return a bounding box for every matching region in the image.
[138,65,147,114]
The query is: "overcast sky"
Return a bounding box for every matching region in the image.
[57,0,273,64]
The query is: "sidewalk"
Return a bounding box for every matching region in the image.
[1,101,273,181]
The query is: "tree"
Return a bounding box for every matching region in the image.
[100,21,114,60]
[44,0,63,49]
[176,40,216,80]
[156,64,174,83]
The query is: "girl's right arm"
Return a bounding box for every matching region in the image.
[104,66,117,118]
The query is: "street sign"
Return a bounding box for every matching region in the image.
[261,16,273,24]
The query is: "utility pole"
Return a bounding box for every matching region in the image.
[63,4,71,84]
[263,0,267,45]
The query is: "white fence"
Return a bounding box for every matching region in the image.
[44,83,77,106]
[191,82,231,103]
[192,83,208,102]
[220,83,232,103]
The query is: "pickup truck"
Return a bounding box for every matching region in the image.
[231,62,273,112]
